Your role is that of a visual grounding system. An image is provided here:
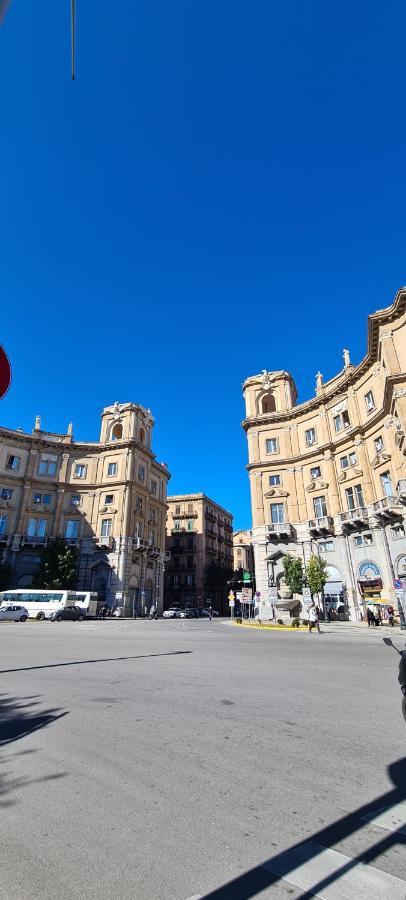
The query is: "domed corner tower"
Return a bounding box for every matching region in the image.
[242,369,298,422]
[100,401,155,450]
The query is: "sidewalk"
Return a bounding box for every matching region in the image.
[321,620,404,636]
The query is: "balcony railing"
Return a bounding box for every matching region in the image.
[96,535,115,551]
[268,522,292,536]
[339,507,368,527]
[372,496,403,517]
[22,535,48,546]
[308,516,334,533]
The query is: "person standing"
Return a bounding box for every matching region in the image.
[308,601,321,633]
[388,604,395,627]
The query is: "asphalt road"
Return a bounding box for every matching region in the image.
[0,618,405,900]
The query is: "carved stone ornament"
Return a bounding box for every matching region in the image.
[381,330,393,340]
[337,468,363,483]
[373,364,382,377]
[286,467,296,473]
[264,488,289,499]
[261,370,272,390]
[371,452,391,469]
[394,389,406,398]
[305,479,329,493]
[30,448,38,455]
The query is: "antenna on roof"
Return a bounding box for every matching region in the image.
[71,0,76,80]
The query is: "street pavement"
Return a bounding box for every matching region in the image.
[0,618,405,899]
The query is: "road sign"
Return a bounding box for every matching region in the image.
[394,579,402,590]
[228,591,235,600]
[269,586,278,601]
[229,599,235,608]
[302,587,312,607]
[0,345,11,400]
[243,571,251,582]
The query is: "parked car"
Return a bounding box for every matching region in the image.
[49,606,85,622]
[162,608,182,618]
[0,604,28,622]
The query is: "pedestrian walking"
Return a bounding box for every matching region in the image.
[367,606,375,627]
[388,604,395,627]
[208,605,212,621]
[308,601,321,633]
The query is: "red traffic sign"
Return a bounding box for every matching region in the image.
[0,345,11,400]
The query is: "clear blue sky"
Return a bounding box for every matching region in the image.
[1,2,405,529]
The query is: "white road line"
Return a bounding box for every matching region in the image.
[262,840,406,899]
[362,801,406,836]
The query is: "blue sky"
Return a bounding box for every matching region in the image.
[1,1,405,529]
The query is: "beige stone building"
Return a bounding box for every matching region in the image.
[233,529,255,578]
[0,402,170,614]
[243,288,406,621]
[165,494,234,612]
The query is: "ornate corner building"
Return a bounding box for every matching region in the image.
[242,288,406,620]
[0,402,170,614]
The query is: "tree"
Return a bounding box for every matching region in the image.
[33,539,78,590]
[306,554,328,599]
[205,561,234,615]
[282,555,304,595]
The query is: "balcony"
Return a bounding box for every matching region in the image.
[0,533,9,544]
[65,537,80,546]
[339,507,369,528]
[372,496,404,518]
[22,535,48,546]
[398,479,406,500]
[308,516,335,534]
[268,522,292,537]
[96,535,115,551]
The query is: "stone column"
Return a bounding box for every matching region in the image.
[381,330,401,374]
[254,472,265,527]
[354,438,375,505]
[323,453,340,516]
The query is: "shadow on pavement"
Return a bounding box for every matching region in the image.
[0,694,68,745]
[202,756,406,899]
[0,650,192,674]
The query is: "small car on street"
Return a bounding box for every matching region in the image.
[49,606,85,622]
[0,604,29,622]
[162,608,182,618]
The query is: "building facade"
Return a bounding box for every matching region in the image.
[0,402,170,614]
[233,529,255,578]
[165,493,234,612]
[243,288,406,621]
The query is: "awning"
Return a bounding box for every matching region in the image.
[358,578,383,590]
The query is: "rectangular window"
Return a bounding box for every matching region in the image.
[374,435,384,453]
[74,464,87,479]
[27,518,47,537]
[392,523,405,540]
[151,480,157,495]
[101,518,112,538]
[188,503,193,513]
[150,508,156,521]
[138,465,145,482]
[349,451,357,466]
[136,497,143,510]
[305,427,317,446]
[105,494,114,505]
[270,502,284,524]
[380,471,393,498]
[364,533,373,546]
[340,455,349,469]
[269,474,281,486]
[65,520,79,539]
[186,574,193,586]
[345,487,355,511]
[187,520,194,531]
[333,415,341,434]
[175,505,181,514]
[70,494,81,506]
[313,496,327,518]
[174,521,180,531]
[0,515,8,535]
[6,455,20,471]
[310,466,321,480]
[342,410,350,428]
[0,488,13,500]
[107,462,117,477]
[266,438,279,454]
[334,411,351,433]
[319,540,334,552]
[353,534,363,547]
[33,493,51,504]
[354,484,365,507]
[38,455,57,476]
[365,390,375,412]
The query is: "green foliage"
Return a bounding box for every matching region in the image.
[33,539,78,590]
[282,555,304,595]
[0,562,13,591]
[205,561,234,615]
[306,554,328,597]
[291,617,300,628]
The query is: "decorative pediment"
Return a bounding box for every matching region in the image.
[371,453,391,469]
[305,479,329,493]
[264,488,289,499]
[337,467,363,483]
[0,499,15,510]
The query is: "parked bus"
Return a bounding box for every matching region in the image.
[0,590,98,620]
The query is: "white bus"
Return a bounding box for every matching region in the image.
[0,590,98,620]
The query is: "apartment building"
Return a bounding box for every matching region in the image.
[165,493,234,612]
[233,529,255,578]
[242,288,406,621]
[0,402,170,614]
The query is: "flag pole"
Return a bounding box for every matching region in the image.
[71,0,76,80]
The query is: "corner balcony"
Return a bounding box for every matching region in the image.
[95,535,115,551]
[372,496,404,518]
[268,521,292,538]
[339,507,369,528]
[308,516,335,535]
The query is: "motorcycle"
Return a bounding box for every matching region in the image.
[383,637,406,724]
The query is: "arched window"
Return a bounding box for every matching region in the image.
[139,428,145,445]
[261,393,276,414]
[111,422,123,440]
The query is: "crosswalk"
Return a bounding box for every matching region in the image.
[184,801,406,899]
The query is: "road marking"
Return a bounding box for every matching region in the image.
[261,840,406,899]
[362,802,406,836]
